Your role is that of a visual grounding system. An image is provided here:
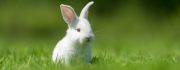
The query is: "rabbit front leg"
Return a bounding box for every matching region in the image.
[84,45,92,63]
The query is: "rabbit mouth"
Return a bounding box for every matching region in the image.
[80,38,91,43]
[86,38,91,42]
[85,36,93,42]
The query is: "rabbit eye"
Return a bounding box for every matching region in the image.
[76,28,81,32]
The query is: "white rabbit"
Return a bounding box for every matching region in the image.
[52,1,94,64]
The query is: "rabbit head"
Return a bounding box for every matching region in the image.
[60,1,94,44]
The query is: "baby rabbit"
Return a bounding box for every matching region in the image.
[52,1,95,64]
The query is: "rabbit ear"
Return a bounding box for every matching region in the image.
[60,4,78,27]
[80,1,94,19]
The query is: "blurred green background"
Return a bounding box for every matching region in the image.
[0,0,180,69]
[1,0,180,50]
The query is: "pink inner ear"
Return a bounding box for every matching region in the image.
[63,7,73,23]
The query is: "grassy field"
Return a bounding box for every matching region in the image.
[1,0,180,70]
[1,32,180,70]
[1,11,180,70]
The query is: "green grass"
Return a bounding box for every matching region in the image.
[0,1,180,70]
[0,38,180,70]
[1,12,180,70]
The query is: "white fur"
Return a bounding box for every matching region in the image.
[52,1,94,64]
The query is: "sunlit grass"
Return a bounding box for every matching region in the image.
[0,1,180,70]
[0,38,180,70]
